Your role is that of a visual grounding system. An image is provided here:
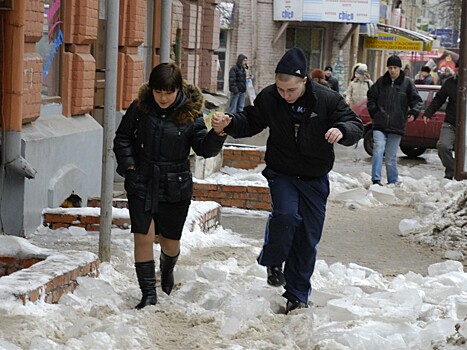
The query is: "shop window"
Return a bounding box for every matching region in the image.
[36,0,63,100]
[214,28,229,92]
[286,27,323,71]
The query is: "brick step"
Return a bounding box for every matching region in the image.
[42,200,222,234]
[0,237,99,305]
[193,182,271,211]
[222,146,265,169]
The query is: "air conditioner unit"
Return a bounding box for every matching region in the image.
[0,0,14,10]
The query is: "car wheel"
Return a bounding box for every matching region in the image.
[363,130,373,156]
[400,146,427,158]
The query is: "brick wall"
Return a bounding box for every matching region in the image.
[118,0,146,110]
[198,3,220,91]
[222,147,265,169]
[121,47,144,109]
[0,247,99,305]
[23,50,42,123]
[42,209,131,231]
[22,0,44,123]
[193,183,271,211]
[62,0,98,116]
[0,257,43,277]
[44,199,222,233]
[179,0,220,91]
[192,146,270,210]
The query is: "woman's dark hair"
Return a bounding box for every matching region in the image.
[148,62,183,92]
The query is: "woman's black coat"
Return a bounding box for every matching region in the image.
[114,82,226,212]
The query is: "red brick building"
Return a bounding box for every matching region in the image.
[0,0,223,236]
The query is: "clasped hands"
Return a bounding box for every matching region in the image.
[212,112,232,136]
[211,111,343,144]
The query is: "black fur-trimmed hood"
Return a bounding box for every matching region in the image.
[136,81,205,124]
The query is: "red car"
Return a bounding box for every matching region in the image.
[351,85,446,157]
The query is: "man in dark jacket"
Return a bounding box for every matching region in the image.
[324,65,339,92]
[415,66,434,85]
[212,48,363,314]
[367,55,423,185]
[228,54,248,113]
[423,59,459,179]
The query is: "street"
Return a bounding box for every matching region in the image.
[222,130,449,276]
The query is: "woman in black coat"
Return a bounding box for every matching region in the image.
[114,63,227,309]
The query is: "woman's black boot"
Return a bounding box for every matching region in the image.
[134,260,157,309]
[160,251,179,295]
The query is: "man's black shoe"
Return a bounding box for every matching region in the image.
[372,180,383,186]
[285,299,309,314]
[267,265,285,287]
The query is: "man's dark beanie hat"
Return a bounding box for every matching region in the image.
[275,47,307,78]
[387,55,402,68]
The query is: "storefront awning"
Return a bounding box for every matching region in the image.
[362,24,434,52]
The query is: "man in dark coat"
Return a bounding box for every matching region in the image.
[367,55,423,185]
[228,54,248,113]
[324,65,339,92]
[415,66,434,85]
[423,59,459,179]
[212,48,363,314]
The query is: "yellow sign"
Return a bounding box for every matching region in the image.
[364,31,432,52]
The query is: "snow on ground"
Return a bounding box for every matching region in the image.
[0,168,466,349]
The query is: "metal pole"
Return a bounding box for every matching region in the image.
[455,0,467,180]
[99,0,120,262]
[160,0,172,63]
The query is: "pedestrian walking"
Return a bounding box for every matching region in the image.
[212,47,363,314]
[345,67,373,107]
[423,59,459,179]
[367,55,423,185]
[414,66,434,85]
[324,65,339,92]
[310,68,328,87]
[113,62,227,309]
[228,54,248,113]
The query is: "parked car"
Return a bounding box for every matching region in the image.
[351,85,446,157]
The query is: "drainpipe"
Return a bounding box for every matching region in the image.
[160,0,172,63]
[2,0,36,179]
[1,0,37,237]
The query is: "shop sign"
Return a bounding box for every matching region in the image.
[364,31,432,52]
[273,0,303,21]
[273,0,379,24]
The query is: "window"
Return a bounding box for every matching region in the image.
[286,27,323,71]
[36,0,63,99]
[214,29,229,92]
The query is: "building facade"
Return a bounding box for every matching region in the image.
[0,0,222,236]
[0,0,434,236]
[223,0,430,95]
